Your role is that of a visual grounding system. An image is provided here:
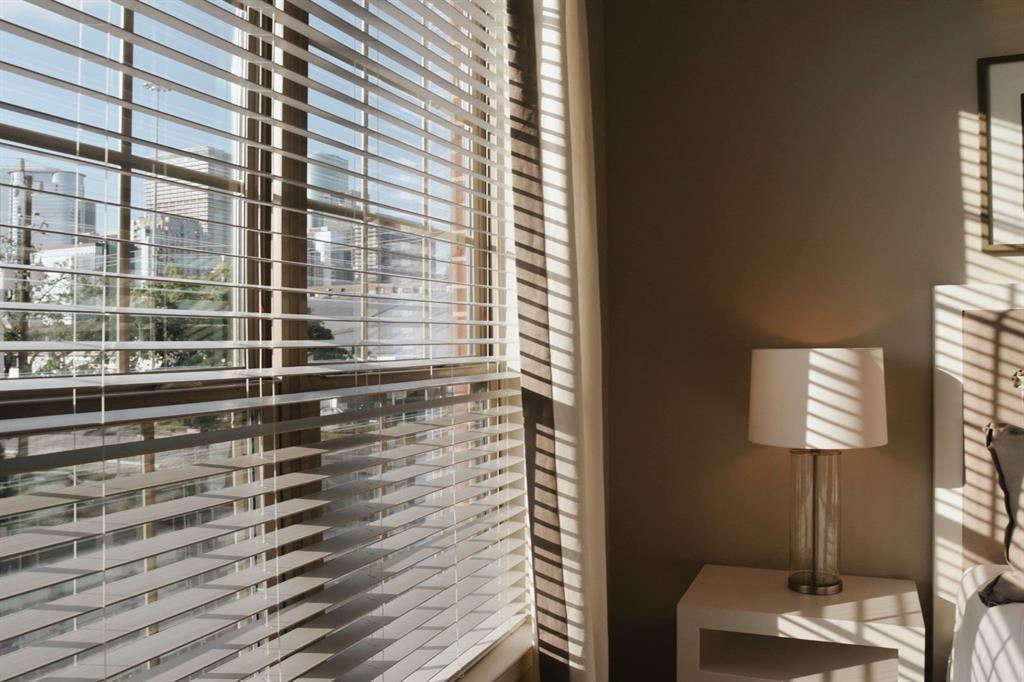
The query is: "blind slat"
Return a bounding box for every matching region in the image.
[0,370,517,435]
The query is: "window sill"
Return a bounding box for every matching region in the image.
[457,623,536,682]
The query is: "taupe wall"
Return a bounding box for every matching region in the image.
[602,1,1024,679]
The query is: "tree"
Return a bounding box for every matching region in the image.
[0,249,233,376]
[130,262,232,370]
[308,320,353,362]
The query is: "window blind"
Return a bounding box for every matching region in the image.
[0,1,528,680]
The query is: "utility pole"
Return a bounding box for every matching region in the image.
[8,160,34,464]
[10,159,33,379]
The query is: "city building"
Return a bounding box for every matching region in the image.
[3,162,96,250]
[307,151,361,289]
[134,146,236,278]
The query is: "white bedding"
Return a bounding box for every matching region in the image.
[951,564,1024,681]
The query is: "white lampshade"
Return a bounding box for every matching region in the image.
[749,347,888,450]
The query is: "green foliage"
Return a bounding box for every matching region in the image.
[3,241,356,375]
[2,254,234,376]
[131,263,232,369]
[308,320,353,361]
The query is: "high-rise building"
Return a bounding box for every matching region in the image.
[131,213,213,278]
[307,152,362,288]
[143,146,234,252]
[308,151,354,212]
[135,146,236,277]
[1,162,100,309]
[3,162,96,250]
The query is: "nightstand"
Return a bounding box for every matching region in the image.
[677,565,925,682]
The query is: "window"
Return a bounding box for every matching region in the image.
[0,0,527,679]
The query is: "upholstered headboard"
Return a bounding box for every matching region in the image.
[934,284,1024,679]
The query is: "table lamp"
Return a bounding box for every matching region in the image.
[748,347,887,595]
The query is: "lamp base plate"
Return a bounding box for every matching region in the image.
[788,570,843,596]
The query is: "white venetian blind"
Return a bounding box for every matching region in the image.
[0,0,528,680]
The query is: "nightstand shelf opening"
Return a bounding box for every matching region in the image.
[700,629,898,682]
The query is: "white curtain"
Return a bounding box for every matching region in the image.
[511,0,608,679]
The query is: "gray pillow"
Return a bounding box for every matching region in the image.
[979,422,1024,606]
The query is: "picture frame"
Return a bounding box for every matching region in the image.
[978,54,1024,252]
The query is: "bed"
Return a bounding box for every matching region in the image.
[934,284,1024,681]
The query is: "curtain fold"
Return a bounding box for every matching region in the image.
[508,0,608,679]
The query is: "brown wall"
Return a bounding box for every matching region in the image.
[602,1,1024,679]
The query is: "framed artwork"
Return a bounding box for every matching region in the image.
[979,54,1024,252]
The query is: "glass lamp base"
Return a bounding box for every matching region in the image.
[788,570,842,596]
[789,449,842,596]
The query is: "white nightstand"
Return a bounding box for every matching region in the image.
[677,565,925,682]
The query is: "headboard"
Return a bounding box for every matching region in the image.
[934,283,1024,678]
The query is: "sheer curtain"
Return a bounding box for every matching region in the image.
[508,0,608,679]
